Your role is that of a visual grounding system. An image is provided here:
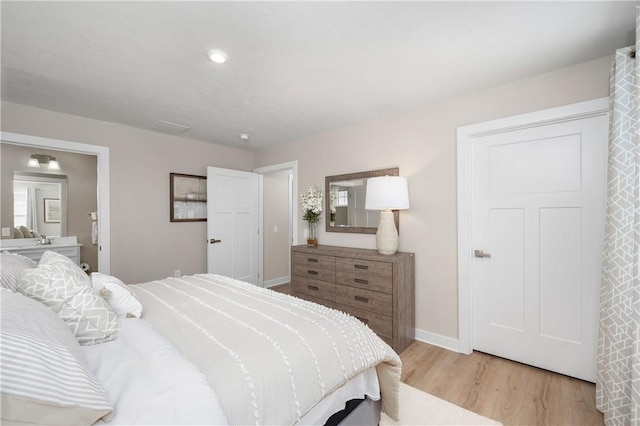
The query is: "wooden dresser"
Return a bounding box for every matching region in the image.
[291,244,415,353]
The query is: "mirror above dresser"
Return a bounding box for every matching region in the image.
[325,167,399,234]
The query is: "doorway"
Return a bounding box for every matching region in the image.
[254,161,298,288]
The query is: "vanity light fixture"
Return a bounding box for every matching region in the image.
[365,176,410,255]
[208,49,228,64]
[28,154,60,170]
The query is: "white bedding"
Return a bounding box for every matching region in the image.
[130,274,402,425]
[82,318,228,425]
[83,316,381,425]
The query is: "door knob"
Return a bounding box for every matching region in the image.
[209,238,222,244]
[474,249,491,258]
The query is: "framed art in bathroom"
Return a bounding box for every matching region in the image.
[44,198,61,223]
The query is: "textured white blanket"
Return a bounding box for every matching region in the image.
[130,274,401,425]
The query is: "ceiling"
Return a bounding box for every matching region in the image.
[1,1,635,150]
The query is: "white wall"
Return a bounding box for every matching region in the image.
[254,55,613,342]
[1,101,254,283]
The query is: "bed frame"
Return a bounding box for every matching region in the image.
[326,398,381,426]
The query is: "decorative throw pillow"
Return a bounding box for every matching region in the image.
[16,251,120,345]
[91,272,143,318]
[0,289,113,425]
[13,228,23,239]
[0,252,37,291]
[18,226,32,238]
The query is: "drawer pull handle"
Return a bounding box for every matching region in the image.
[307,270,319,275]
[354,296,369,303]
[354,264,369,270]
[356,317,369,325]
[307,258,319,263]
[308,285,319,291]
[354,278,369,285]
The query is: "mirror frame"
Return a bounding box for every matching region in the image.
[325,167,399,234]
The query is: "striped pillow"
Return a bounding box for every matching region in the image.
[0,289,113,425]
[0,252,37,291]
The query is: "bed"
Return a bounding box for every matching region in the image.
[0,250,402,425]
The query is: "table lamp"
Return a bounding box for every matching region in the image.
[365,176,410,255]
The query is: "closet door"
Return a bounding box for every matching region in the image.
[468,107,607,382]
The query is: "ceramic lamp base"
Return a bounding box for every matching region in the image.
[376,210,398,255]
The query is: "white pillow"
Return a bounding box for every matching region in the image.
[16,251,120,346]
[0,289,113,425]
[91,272,143,318]
[0,252,37,291]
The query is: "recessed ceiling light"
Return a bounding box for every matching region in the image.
[239,133,250,142]
[208,49,228,64]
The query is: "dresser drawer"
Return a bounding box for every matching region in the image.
[293,265,335,282]
[292,277,336,302]
[336,286,392,317]
[337,303,392,339]
[293,252,336,270]
[295,292,338,310]
[336,270,392,294]
[336,258,392,278]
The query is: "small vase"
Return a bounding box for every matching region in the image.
[307,221,318,247]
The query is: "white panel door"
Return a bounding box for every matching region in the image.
[349,186,379,227]
[471,114,607,381]
[207,167,261,285]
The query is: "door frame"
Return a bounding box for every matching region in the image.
[456,97,608,354]
[1,131,111,274]
[254,160,298,287]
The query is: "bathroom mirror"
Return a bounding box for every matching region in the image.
[13,172,68,237]
[325,167,399,234]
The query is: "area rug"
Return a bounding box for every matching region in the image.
[381,383,502,425]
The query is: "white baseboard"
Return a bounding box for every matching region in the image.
[264,276,290,288]
[414,328,461,353]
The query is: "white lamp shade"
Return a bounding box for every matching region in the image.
[365,176,410,210]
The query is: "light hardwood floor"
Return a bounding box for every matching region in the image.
[400,341,603,426]
[270,284,603,425]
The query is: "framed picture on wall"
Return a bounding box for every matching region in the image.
[44,198,61,223]
[170,173,207,222]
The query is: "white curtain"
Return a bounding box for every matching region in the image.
[26,186,38,233]
[596,6,640,425]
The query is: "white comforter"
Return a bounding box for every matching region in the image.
[82,318,228,425]
[130,274,402,426]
